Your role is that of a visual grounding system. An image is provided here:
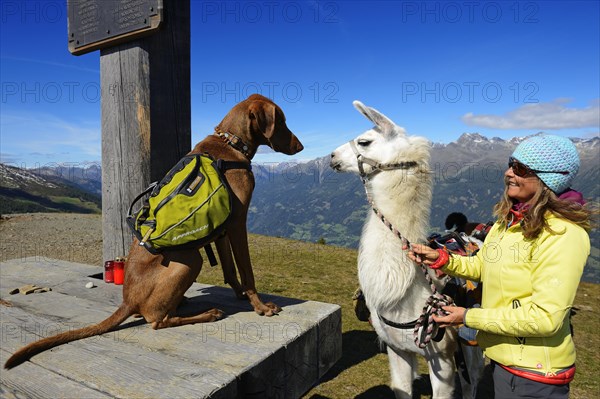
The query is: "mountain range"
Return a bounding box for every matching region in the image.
[0,163,101,214]
[248,133,599,241]
[1,133,598,281]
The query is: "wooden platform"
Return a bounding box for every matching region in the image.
[0,258,341,398]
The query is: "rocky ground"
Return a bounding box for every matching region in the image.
[0,213,103,267]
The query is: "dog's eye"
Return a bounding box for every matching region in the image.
[357,139,372,147]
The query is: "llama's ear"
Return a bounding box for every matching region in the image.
[352,100,400,136]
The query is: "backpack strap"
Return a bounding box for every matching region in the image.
[217,159,252,172]
[203,244,219,267]
[127,182,158,218]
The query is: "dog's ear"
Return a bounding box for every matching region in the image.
[353,100,401,136]
[248,100,276,138]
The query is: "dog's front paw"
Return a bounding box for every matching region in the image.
[245,290,282,316]
[266,302,282,316]
[256,302,282,317]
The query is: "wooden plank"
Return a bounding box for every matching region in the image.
[3,290,291,367]
[0,348,112,399]
[1,276,330,363]
[1,257,313,323]
[1,306,235,399]
[0,258,341,355]
[99,0,191,261]
[0,258,342,398]
[0,257,338,324]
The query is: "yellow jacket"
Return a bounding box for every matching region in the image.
[444,214,589,375]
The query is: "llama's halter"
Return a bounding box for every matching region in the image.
[350,139,454,348]
[349,140,418,180]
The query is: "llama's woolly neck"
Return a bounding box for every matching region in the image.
[358,167,433,312]
[366,168,432,242]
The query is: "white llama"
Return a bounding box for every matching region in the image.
[330,101,461,399]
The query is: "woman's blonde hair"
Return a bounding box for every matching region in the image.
[493,177,593,239]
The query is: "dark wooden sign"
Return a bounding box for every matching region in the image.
[68,0,162,55]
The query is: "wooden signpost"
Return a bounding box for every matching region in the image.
[67,0,191,260]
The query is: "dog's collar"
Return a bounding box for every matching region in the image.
[215,130,252,160]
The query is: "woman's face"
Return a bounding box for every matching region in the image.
[505,166,540,204]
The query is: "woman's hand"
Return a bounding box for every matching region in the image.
[408,244,440,265]
[433,306,467,328]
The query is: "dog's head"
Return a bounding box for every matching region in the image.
[217,94,303,156]
[330,100,429,176]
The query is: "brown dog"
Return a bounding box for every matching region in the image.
[4,94,303,369]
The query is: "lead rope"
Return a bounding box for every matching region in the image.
[360,177,454,348]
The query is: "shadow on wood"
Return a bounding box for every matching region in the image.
[177,285,307,318]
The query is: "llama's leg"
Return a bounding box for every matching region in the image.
[387,347,416,399]
[426,351,456,399]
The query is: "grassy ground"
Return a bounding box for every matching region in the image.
[1,214,598,398]
[48,196,101,213]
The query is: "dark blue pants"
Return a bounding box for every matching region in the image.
[493,362,570,398]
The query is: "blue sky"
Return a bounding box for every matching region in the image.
[1,0,599,168]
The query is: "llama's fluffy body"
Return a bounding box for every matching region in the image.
[331,101,465,399]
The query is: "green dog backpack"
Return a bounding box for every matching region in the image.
[126,154,248,254]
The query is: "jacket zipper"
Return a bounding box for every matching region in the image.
[513,299,526,360]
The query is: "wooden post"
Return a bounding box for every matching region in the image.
[100,0,190,260]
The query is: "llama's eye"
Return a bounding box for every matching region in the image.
[357,139,372,147]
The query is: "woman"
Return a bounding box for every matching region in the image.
[409,135,592,398]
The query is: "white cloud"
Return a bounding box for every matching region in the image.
[462,99,600,130]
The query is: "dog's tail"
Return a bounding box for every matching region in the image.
[4,303,132,370]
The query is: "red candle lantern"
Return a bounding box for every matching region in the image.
[104,261,114,283]
[113,258,125,285]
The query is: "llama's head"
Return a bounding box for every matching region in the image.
[330,101,430,179]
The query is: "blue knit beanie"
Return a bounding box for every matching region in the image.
[511,135,580,194]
